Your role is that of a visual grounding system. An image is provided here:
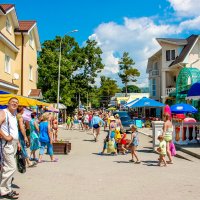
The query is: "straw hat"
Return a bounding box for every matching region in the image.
[109,116,116,121]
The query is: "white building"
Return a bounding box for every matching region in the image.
[147,35,200,103]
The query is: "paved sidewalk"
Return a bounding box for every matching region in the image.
[14,127,200,200]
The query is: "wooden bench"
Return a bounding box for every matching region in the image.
[53,141,71,155]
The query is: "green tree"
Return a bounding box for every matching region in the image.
[121,85,141,93]
[118,52,140,96]
[37,37,104,111]
[99,76,120,107]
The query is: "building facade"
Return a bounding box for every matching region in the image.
[147,35,200,103]
[0,4,41,96]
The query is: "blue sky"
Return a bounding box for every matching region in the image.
[2,0,200,87]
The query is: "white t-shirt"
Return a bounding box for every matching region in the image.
[1,109,19,141]
[84,114,89,123]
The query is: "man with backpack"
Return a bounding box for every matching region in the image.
[0,97,20,199]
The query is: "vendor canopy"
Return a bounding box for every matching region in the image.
[186,81,200,100]
[129,97,165,108]
[170,103,198,114]
[0,93,49,107]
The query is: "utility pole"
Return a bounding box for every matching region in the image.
[87,92,88,111]
[78,92,80,112]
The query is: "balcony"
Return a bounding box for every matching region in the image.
[166,87,176,96]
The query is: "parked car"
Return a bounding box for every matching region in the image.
[113,111,130,117]
[120,115,135,132]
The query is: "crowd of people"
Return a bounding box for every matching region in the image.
[0,98,176,199]
[0,97,58,199]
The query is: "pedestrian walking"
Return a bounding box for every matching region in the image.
[162,113,173,164]
[29,113,40,161]
[91,112,104,142]
[17,106,36,168]
[157,135,167,167]
[38,113,57,163]
[127,125,140,163]
[0,97,20,199]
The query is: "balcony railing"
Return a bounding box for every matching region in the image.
[166,87,176,96]
[149,70,159,76]
[172,122,200,145]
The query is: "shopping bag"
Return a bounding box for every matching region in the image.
[169,141,176,156]
[16,150,26,173]
[107,140,116,153]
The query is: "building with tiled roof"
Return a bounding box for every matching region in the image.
[0,4,41,96]
[146,34,200,103]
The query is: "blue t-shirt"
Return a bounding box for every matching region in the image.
[39,121,50,143]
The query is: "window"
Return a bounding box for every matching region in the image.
[166,50,170,61]
[5,55,11,74]
[171,50,175,60]
[29,65,33,80]
[166,50,176,61]
[152,79,156,96]
[29,31,34,48]
[6,17,11,33]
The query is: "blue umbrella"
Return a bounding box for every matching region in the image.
[186,81,200,100]
[129,97,165,108]
[124,98,139,108]
[170,103,198,114]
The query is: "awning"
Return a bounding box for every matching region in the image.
[0,93,50,106]
[186,81,200,100]
[129,97,165,108]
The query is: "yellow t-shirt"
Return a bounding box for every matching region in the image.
[159,140,166,155]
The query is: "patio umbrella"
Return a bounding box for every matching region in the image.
[124,98,139,108]
[186,81,200,100]
[129,97,165,108]
[170,103,198,114]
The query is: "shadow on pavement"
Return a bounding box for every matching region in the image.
[83,139,95,142]
[113,161,131,164]
[137,149,153,153]
[142,160,159,167]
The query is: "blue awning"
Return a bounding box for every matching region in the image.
[0,90,10,94]
[129,97,165,108]
[186,81,200,100]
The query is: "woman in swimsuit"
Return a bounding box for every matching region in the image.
[162,113,173,164]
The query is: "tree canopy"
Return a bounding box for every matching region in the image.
[118,52,140,96]
[121,85,141,93]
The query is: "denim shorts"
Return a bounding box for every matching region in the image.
[39,142,53,156]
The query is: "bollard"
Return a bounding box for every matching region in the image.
[152,121,164,151]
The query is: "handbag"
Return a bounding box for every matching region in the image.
[169,141,176,156]
[16,150,26,173]
[107,140,116,153]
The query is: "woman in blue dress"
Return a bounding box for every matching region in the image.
[29,112,40,161]
[38,113,57,162]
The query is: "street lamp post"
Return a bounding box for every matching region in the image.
[57,29,78,112]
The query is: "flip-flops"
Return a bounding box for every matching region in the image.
[51,158,58,162]
[1,191,19,199]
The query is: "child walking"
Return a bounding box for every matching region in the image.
[120,129,128,154]
[66,116,71,130]
[127,125,140,163]
[157,135,167,167]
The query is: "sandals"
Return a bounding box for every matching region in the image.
[129,159,135,162]
[51,158,58,162]
[1,191,19,199]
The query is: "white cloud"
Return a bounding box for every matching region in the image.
[91,17,180,87]
[168,0,200,17]
[89,0,200,88]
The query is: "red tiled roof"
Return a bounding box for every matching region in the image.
[15,21,36,32]
[29,89,41,97]
[0,4,14,14]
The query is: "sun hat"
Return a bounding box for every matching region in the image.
[109,116,116,121]
[115,114,119,118]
